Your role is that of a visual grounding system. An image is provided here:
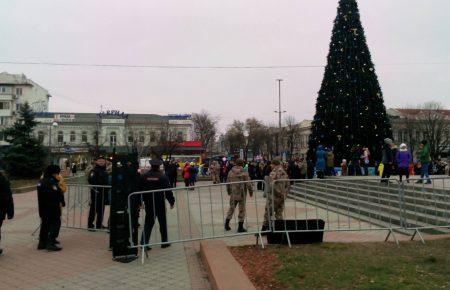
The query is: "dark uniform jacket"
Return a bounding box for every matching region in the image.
[88,165,109,186]
[0,173,14,221]
[139,170,175,206]
[37,177,62,219]
[88,165,109,201]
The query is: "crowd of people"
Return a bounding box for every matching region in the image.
[1,141,449,256]
[313,139,449,184]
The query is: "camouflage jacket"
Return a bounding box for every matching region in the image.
[226,166,253,201]
[268,165,290,198]
[209,162,219,174]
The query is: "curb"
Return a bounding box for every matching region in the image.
[200,240,256,290]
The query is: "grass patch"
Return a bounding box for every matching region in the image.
[11,174,87,189]
[231,238,450,290]
[10,178,39,188]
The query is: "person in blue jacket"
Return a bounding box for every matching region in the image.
[315,145,327,179]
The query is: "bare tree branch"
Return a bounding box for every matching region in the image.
[192,111,218,149]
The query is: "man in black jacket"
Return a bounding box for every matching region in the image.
[0,170,14,256]
[287,157,302,180]
[37,165,63,251]
[140,159,175,249]
[88,156,109,230]
[381,138,397,183]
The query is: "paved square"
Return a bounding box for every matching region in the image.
[4,179,445,289]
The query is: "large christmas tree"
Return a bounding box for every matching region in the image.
[308,0,392,164]
[3,102,47,178]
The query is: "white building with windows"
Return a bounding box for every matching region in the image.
[0,72,50,144]
[33,111,195,166]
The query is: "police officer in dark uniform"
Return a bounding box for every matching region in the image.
[0,170,14,256]
[37,165,63,251]
[140,159,175,249]
[88,156,109,230]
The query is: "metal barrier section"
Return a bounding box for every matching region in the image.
[400,177,450,243]
[63,184,112,232]
[127,180,268,261]
[271,178,404,246]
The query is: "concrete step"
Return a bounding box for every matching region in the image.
[292,180,450,212]
[293,182,450,218]
[290,186,450,235]
[297,184,449,226]
[287,191,412,236]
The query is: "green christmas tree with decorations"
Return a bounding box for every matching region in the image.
[308,0,392,165]
[3,102,47,178]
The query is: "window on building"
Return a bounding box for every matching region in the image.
[150,132,156,142]
[177,131,183,142]
[138,131,145,143]
[38,131,44,143]
[128,132,134,143]
[0,131,4,141]
[0,86,6,93]
[81,131,88,143]
[160,131,167,141]
[0,102,10,110]
[57,131,64,144]
[70,131,76,142]
[0,117,10,125]
[110,132,117,146]
[16,87,22,96]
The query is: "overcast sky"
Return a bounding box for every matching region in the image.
[1,0,449,132]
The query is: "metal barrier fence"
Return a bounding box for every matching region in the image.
[44,176,448,263]
[127,180,269,261]
[271,176,450,247]
[399,177,450,243]
[63,184,112,232]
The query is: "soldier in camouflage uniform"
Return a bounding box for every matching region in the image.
[210,161,220,184]
[262,158,290,231]
[224,159,253,233]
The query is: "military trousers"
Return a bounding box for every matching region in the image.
[212,172,220,184]
[141,201,168,245]
[226,198,246,222]
[263,193,285,226]
[88,189,106,229]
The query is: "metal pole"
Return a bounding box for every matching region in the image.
[275,79,284,157]
[48,124,53,164]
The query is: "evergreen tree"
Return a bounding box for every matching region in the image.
[308,0,392,165]
[3,102,47,178]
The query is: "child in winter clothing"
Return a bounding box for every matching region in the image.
[341,159,348,176]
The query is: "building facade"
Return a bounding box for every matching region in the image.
[0,72,50,144]
[33,111,195,166]
[387,108,450,157]
[283,108,450,159]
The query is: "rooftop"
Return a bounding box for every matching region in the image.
[394,108,450,116]
[0,72,31,85]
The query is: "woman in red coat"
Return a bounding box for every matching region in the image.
[183,162,191,188]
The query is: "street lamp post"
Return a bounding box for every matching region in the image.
[48,121,58,164]
[274,79,286,157]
